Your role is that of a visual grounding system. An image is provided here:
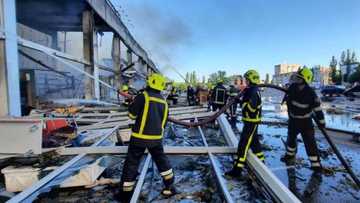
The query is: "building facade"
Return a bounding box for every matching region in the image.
[312,66,330,87]
[272,64,301,86]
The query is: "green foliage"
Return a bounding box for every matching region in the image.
[207,70,230,85]
[340,49,357,65]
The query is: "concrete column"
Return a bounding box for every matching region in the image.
[0,0,21,116]
[82,10,99,100]
[126,49,132,66]
[112,34,121,89]
[93,32,99,100]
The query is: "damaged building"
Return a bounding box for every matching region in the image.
[0,1,359,203]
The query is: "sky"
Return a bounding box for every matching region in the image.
[112,0,360,82]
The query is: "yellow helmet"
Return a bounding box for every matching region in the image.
[121,85,129,91]
[147,73,166,91]
[244,69,260,85]
[297,67,313,84]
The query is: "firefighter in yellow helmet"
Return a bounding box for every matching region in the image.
[121,84,132,106]
[281,67,325,173]
[119,73,176,202]
[226,69,264,178]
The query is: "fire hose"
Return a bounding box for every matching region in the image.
[118,84,360,188]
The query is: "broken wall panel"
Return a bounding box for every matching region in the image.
[0,118,42,154]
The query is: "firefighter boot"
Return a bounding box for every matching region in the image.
[280,154,296,164]
[161,185,178,197]
[115,190,132,203]
[225,167,242,178]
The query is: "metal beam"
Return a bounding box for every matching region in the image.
[130,154,151,203]
[18,36,91,66]
[85,0,155,70]
[8,124,122,203]
[45,146,237,156]
[196,120,235,203]
[217,114,301,203]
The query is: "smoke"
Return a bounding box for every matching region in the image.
[122,2,193,73]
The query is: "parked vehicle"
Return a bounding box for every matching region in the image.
[320,85,344,97]
[344,83,360,97]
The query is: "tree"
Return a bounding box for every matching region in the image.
[185,72,190,83]
[340,51,346,65]
[329,56,340,84]
[207,70,230,85]
[189,71,198,86]
[351,51,357,63]
[346,49,352,64]
[265,73,270,84]
[202,76,206,84]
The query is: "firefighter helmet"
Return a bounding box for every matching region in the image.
[244,69,260,85]
[297,67,313,84]
[122,85,129,91]
[147,73,166,91]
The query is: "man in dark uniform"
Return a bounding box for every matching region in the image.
[281,67,325,172]
[187,85,196,106]
[227,83,240,121]
[225,70,265,177]
[167,84,179,105]
[120,73,176,202]
[211,80,227,111]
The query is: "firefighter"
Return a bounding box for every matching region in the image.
[227,83,240,121]
[119,73,176,202]
[281,67,325,172]
[211,80,227,111]
[207,84,214,111]
[187,85,196,106]
[121,84,132,106]
[168,84,179,105]
[225,70,264,178]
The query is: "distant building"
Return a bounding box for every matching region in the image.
[272,64,301,86]
[340,62,360,83]
[312,66,330,87]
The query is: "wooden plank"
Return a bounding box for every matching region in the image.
[47,146,237,155]
[218,114,301,203]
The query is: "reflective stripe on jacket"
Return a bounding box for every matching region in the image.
[241,86,262,123]
[128,89,168,140]
[285,84,325,122]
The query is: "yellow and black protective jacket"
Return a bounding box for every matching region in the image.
[211,84,227,105]
[284,83,325,124]
[228,85,240,98]
[128,88,169,145]
[241,86,262,123]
